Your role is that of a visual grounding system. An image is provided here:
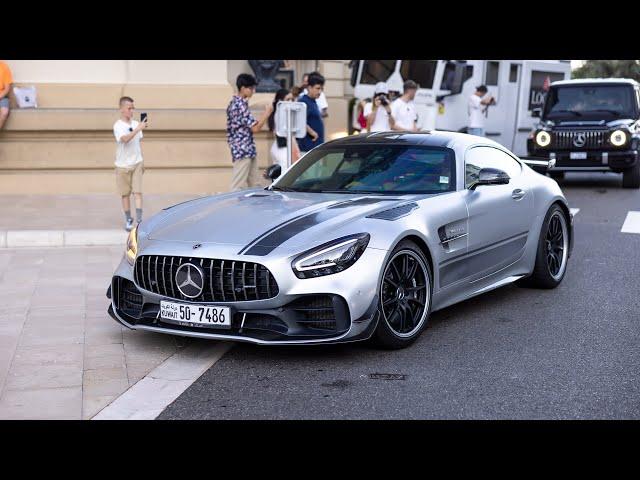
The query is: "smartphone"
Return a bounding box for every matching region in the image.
[140,112,148,123]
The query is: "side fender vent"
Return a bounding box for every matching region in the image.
[367,202,418,221]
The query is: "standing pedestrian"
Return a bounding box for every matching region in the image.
[391,80,419,132]
[0,61,13,132]
[299,72,329,118]
[363,82,396,132]
[227,73,273,192]
[467,85,495,137]
[297,72,326,154]
[268,88,300,169]
[113,96,147,232]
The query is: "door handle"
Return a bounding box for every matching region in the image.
[512,189,526,200]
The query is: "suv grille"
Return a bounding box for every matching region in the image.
[552,130,607,149]
[134,255,279,302]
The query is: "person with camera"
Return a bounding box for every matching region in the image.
[467,85,495,137]
[363,82,395,132]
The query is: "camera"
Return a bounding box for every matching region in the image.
[378,94,389,106]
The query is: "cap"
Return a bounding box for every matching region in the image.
[374,82,389,95]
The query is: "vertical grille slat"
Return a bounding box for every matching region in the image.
[231,261,237,301]
[220,260,226,301]
[242,263,248,301]
[134,255,279,302]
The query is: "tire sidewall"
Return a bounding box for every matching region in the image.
[374,240,433,349]
[536,205,569,287]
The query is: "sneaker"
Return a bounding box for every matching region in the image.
[125,218,134,232]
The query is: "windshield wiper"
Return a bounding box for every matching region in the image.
[269,185,299,192]
[587,109,622,116]
[549,109,582,117]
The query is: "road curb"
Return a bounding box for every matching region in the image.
[2,229,127,248]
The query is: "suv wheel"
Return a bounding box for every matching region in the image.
[622,162,640,189]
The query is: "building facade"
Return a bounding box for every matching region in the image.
[0,60,353,194]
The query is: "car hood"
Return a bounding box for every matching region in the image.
[147,189,412,247]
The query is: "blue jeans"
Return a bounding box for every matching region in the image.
[468,127,484,137]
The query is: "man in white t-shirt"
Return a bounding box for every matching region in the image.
[363,82,396,132]
[300,72,329,117]
[467,85,495,137]
[113,96,147,231]
[391,80,419,131]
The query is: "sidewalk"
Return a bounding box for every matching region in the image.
[0,194,203,247]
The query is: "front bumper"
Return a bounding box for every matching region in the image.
[528,148,638,172]
[106,246,386,345]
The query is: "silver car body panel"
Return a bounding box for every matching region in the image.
[109,131,572,344]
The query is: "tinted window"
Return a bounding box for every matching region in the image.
[400,60,437,89]
[465,146,521,188]
[543,84,636,120]
[485,61,499,86]
[274,145,456,194]
[360,60,396,85]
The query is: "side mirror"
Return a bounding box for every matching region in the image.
[266,164,282,180]
[469,168,510,190]
[532,108,542,118]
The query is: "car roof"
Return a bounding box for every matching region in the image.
[322,131,501,150]
[552,78,640,87]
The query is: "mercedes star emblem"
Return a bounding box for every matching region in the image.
[573,132,586,148]
[175,263,204,298]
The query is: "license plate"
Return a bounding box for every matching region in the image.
[160,301,231,328]
[570,152,587,160]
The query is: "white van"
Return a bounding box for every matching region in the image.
[349,60,572,156]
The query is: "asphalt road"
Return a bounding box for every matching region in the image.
[158,172,640,420]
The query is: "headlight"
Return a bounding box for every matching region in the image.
[610,129,627,147]
[126,225,138,265]
[535,130,551,147]
[292,233,370,279]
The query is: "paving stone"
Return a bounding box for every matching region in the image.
[0,387,82,420]
[83,367,129,397]
[84,343,126,370]
[5,363,83,390]
[83,394,118,419]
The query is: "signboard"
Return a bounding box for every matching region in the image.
[528,70,565,110]
[275,101,307,139]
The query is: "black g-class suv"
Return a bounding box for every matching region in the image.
[527,78,640,188]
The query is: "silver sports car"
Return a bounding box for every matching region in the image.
[107,131,574,349]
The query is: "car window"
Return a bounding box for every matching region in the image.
[275,145,456,194]
[465,146,522,188]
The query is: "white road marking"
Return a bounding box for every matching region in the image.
[570,208,580,216]
[92,341,233,420]
[621,211,640,234]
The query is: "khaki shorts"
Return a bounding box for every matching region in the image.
[115,163,144,196]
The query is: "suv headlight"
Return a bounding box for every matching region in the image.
[126,225,138,265]
[610,129,627,147]
[535,130,551,147]
[292,233,370,279]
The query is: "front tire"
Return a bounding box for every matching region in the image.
[373,240,433,349]
[517,204,569,289]
[622,162,640,189]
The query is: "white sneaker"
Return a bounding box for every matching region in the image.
[125,218,134,232]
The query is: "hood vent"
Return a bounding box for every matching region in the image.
[367,202,418,221]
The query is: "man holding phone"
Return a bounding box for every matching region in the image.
[113,96,147,231]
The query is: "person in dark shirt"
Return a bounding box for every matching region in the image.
[297,72,325,154]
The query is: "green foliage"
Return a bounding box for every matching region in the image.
[572,60,640,81]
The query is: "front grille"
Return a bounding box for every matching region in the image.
[552,130,607,149]
[134,255,279,302]
[290,295,337,331]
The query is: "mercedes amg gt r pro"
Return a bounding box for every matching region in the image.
[107,131,574,349]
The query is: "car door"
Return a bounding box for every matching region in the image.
[463,145,534,283]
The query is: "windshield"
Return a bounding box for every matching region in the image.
[543,85,637,121]
[271,145,456,195]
